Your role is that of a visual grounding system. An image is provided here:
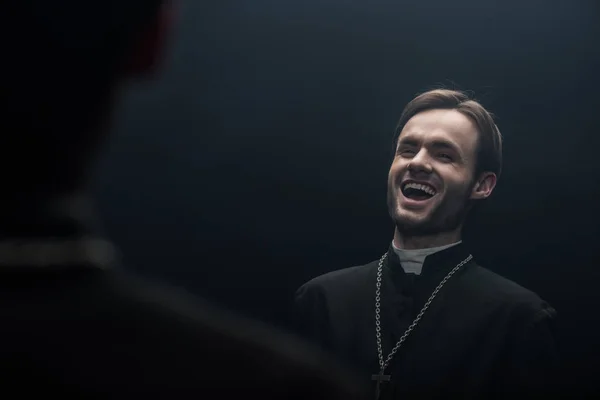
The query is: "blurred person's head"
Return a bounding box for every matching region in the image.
[2,1,175,198]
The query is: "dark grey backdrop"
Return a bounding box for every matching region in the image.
[93,0,599,391]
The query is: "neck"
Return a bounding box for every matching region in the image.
[393,228,462,250]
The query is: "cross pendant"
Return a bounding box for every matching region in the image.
[371,371,391,400]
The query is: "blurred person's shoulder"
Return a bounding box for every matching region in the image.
[0,265,367,397]
[102,268,369,398]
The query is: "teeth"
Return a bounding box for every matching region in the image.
[404,182,436,196]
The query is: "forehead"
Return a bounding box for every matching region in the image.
[398,109,479,155]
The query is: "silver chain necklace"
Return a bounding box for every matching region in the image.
[371,252,472,399]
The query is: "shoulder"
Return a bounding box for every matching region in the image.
[295,260,378,299]
[101,270,366,397]
[465,264,556,321]
[1,268,366,397]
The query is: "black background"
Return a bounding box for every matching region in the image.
[93,0,599,391]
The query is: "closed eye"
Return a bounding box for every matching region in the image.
[438,153,453,161]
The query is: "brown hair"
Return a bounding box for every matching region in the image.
[392,89,503,179]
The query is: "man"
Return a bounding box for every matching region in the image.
[0,1,366,398]
[294,89,558,399]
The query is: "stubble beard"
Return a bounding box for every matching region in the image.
[388,183,473,238]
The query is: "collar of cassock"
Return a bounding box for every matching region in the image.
[385,241,473,278]
[381,241,475,317]
[0,193,119,271]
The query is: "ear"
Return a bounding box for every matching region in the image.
[124,1,178,77]
[470,172,497,200]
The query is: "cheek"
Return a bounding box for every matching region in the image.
[387,168,396,186]
[443,181,473,202]
[438,167,471,188]
[388,160,404,179]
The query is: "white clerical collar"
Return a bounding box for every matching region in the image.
[392,241,462,275]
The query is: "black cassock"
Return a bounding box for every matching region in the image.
[294,243,559,399]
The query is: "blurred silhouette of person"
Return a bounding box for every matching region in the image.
[0,1,367,398]
[294,89,558,399]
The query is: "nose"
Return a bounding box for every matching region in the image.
[407,149,433,174]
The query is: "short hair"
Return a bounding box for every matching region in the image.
[392,89,503,179]
[2,1,165,194]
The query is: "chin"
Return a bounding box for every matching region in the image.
[394,211,431,228]
[392,210,445,237]
[391,202,429,222]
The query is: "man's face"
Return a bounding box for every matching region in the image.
[387,109,480,236]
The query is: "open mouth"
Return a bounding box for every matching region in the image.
[401,182,437,201]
